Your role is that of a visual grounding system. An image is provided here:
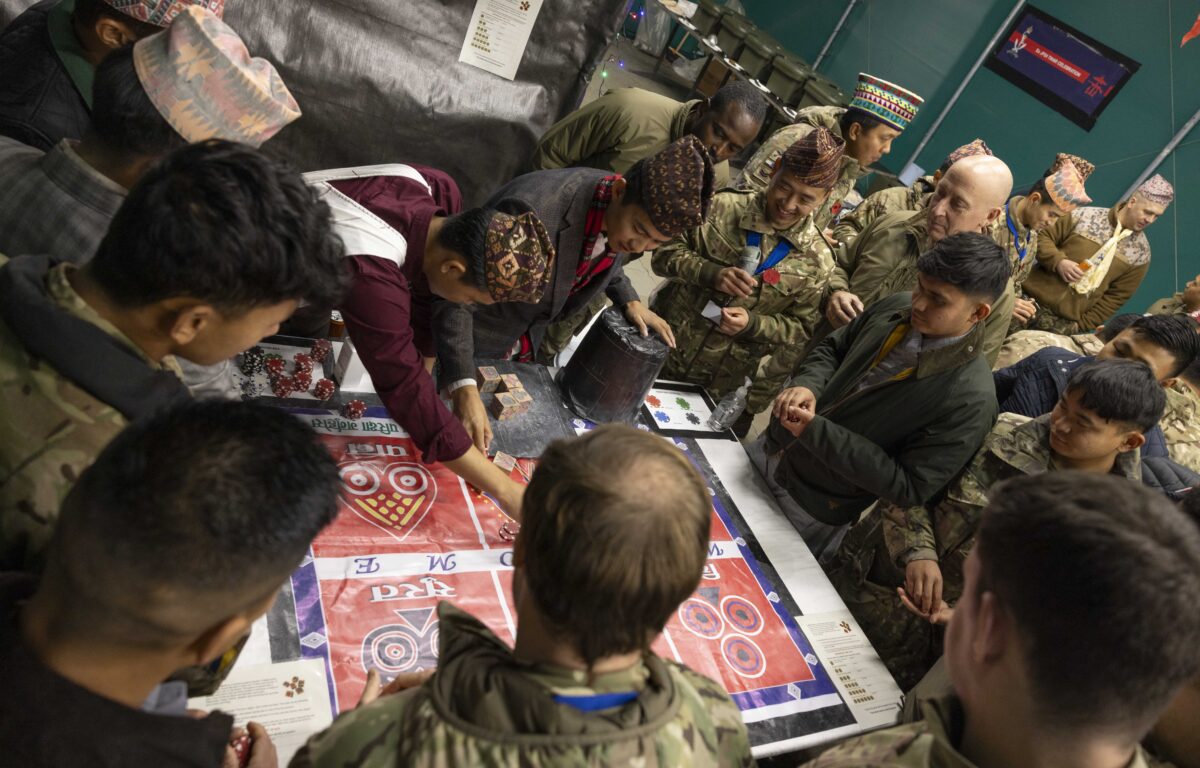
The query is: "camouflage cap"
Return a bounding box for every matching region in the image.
[1049,152,1095,182]
[640,135,715,237]
[779,127,845,190]
[484,211,556,304]
[104,0,223,27]
[1136,174,1175,208]
[133,6,300,147]
[1043,157,1091,212]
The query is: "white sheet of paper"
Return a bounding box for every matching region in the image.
[187,659,333,766]
[458,0,545,81]
[702,300,723,323]
[796,612,904,729]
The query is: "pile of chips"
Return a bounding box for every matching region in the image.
[313,378,336,401]
[239,346,266,375]
[341,399,367,419]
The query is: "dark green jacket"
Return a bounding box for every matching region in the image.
[765,293,998,525]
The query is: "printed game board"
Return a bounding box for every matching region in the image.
[275,409,855,750]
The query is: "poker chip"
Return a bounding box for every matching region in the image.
[293,370,313,392]
[294,353,314,373]
[239,379,262,399]
[311,338,333,363]
[313,378,336,401]
[265,357,287,377]
[341,399,367,419]
[271,376,296,399]
[238,346,266,375]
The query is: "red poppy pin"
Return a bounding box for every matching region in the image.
[762,268,781,285]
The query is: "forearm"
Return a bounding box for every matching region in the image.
[651,242,722,287]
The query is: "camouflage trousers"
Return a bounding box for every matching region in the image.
[1026,308,1082,335]
[538,294,609,362]
[826,518,943,691]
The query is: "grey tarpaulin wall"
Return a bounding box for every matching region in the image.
[0,0,629,205]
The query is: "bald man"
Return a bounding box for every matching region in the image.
[823,154,1015,364]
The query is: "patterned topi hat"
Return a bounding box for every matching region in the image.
[133,6,300,147]
[848,73,923,132]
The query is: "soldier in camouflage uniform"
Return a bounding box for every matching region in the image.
[740,75,923,231]
[818,155,1016,368]
[652,127,844,414]
[1147,273,1200,318]
[831,139,991,246]
[294,426,754,768]
[993,154,1094,334]
[0,143,344,574]
[806,473,1200,768]
[991,312,1141,371]
[826,359,1158,690]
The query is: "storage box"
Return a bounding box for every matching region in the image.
[715,13,755,59]
[763,55,813,105]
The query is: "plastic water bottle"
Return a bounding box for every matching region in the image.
[708,377,752,430]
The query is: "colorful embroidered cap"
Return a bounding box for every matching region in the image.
[640,135,715,237]
[133,6,300,147]
[104,0,224,27]
[1049,152,1095,182]
[940,138,992,171]
[484,211,556,304]
[1043,157,1091,212]
[848,73,923,132]
[779,127,845,190]
[1136,174,1175,208]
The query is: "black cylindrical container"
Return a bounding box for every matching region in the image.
[558,308,669,424]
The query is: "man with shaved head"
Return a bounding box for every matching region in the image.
[822,153,1015,364]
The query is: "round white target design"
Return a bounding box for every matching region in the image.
[339,463,380,496]
[364,626,420,674]
[387,465,430,496]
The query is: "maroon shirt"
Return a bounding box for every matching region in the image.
[330,167,473,464]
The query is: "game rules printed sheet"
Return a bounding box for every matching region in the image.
[260,409,887,756]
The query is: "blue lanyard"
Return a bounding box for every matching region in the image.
[745,231,792,275]
[1005,202,1033,263]
[552,690,639,711]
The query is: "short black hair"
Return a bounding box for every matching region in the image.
[916,232,1011,302]
[90,45,186,159]
[709,80,768,127]
[1096,313,1140,342]
[90,140,348,312]
[1126,314,1200,378]
[839,107,891,137]
[43,401,340,646]
[1066,358,1166,432]
[74,0,159,37]
[975,473,1200,737]
[437,207,491,292]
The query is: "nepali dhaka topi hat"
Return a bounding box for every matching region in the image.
[849,73,923,132]
[133,6,300,147]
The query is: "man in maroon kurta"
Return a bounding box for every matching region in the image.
[307,163,554,518]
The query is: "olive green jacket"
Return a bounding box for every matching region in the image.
[651,189,834,408]
[764,293,998,526]
[530,87,732,188]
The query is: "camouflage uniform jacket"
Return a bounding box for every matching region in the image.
[832,209,1016,366]
[831,175,935,246]
[1148,293,1200,321]
[804,694,1156,768]
[738,106,866,230]
[988,195,1038,294]
[1162,381,1200,473]
[292,603,754,768]
[880,413,1140,580]
[0,256,182,571]
[992,329,1103,371]
[650,189,834,408]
